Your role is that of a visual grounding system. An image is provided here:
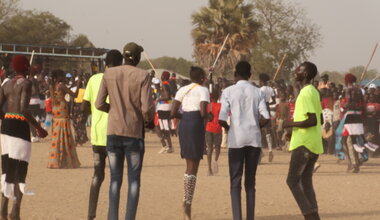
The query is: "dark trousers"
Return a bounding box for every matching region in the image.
[88,146,108,219]
[287,146,319,215]
[229,146,261,220]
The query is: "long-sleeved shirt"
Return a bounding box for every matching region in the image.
[219,80,270,148]
[95,65,155,139]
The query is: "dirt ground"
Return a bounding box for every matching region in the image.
[7,132,380,220]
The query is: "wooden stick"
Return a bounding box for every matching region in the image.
[211,33,230,70]
[273,54,287,81]
[360,42,378,82]
[142,51,157,74]
[209,33,230,93]
[364,75,380,87]
[29,50,35,65]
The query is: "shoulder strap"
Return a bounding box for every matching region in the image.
[180,83,199,102]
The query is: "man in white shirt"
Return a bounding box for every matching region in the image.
[219,61,270,220]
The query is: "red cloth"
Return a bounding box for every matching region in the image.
[206,102,222,134]
[45,98,52,113]
[154,112,159,126]
[321,97,333,110]
[288,102,295,120]
[12,55,29,72]
[366,102,380,113]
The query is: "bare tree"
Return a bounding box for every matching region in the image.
[250,0,322,80]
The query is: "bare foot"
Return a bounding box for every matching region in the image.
[212,161,219,174]
[268,151,274,162]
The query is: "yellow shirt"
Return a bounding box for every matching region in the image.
[74,88,85,103]
[83,73,108,146]
[289,85,323,154]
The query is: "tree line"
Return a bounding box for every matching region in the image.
[0,0,377,81]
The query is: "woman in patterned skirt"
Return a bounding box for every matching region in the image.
[47,70,81,169]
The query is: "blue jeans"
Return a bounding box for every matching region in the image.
[106,135,145,220]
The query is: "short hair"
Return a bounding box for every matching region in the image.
[259,73,270,82]
[211,90,220,102]
[51,69,65,81]
[189,66,205,82]
[105,50,123,66]
[235,61,251,79]
[300,61,318,81]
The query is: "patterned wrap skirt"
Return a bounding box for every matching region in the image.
[47,118,81,168]
[178,111,205,160]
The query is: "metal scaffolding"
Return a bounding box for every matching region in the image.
[0,43,108,59]
[0,43,109,72]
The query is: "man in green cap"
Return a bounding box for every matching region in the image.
[96,42,155,220]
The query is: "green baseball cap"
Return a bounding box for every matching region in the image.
[123,42,144,58]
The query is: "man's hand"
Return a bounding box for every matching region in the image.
[218,120,229,132]
[144,120,155,130]
[36,127,48,138]
[282,120,293,128]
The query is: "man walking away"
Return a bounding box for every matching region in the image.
[219,61,270,220]
[82,50,123,220]
[96,43,155,220]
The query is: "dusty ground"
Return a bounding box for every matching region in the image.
[6,132,380,220]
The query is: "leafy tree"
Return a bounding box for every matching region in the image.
[320,71,344,84]
[0,10,71,45]
[138,56,194,77]
[320,66,378,86]
[192,0,260,78]
[250,0,321,80]
[0,0,19,23]
[69,34,95,48]
[348,65,377,81]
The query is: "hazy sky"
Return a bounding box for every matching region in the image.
[20,0,380,73]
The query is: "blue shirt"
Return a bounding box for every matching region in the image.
[219,80,270,148]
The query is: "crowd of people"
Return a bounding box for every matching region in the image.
[0,41,379,220]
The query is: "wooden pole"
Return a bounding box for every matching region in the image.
[142,51,157,74]
[360,42,378,82]
[211,33,230,70]
[29,50,35,65]
[209,33,230,93]
[364,75,380,87]
[273,54,287,81]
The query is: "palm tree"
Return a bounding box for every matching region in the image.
[192,0,260,78]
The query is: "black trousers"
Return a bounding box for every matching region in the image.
[229,146,261,220]
[287,146,319,215]
[88,146,107,219]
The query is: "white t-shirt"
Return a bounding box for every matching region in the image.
[260,86,275,103]
[175,83,210,112]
